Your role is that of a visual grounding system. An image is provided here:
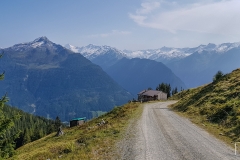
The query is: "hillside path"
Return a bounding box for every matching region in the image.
[121,101,238,160]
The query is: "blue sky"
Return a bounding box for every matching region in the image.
[1,0,240,50]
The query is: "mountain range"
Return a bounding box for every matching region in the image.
[65,44,186,95]
[66,42,240,88]
[105,58,186,96]
[66,42,240,64]
[65,44,126,70]
[2,37,239,121]
[0,37,132,121]
[166,45,240,88]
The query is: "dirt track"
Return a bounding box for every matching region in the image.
[119,101,239,160]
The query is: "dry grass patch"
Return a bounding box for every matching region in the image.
[11,102,142,160]
[169,68,240,151]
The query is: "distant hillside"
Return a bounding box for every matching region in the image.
[65,44,126,70]
[167,44,240,88]
[171,68,240,142]
[0,37,132,121]
[105,58,186,96]
[3,104,56,149]
[66,42,240,89]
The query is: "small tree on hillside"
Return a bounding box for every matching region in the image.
[213,71,224,82]
[54,116,62,131]
[54,116,64,136]
[172,87,178,96]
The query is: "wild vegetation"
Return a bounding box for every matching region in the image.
[11,102,142,160]
[170,68,240,144]
[0,53,20,159]
[156,82,180,98]
[0,52,62,159]
[0,85,17,159]
[4,105,58,149]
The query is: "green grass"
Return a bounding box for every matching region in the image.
[11,102,143,160]
[169,68,240,148]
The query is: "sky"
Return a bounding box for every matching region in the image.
[1,0,240,50]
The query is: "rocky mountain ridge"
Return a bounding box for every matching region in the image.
[0,37,132,121]
[65,42,240,64]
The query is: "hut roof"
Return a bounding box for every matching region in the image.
[138,90,166,97]
[71,117,86,121]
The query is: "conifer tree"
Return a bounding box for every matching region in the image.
[213,70,224,82]
[172,87,178,96]
[22,129,31,145]
[156,83,171,98]
[0,53,16,158]
[54,116,62,131]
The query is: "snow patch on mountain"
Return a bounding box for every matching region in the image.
[65,44,127,60]
[65,44,79,53]
[7,36,58,52]
[65,41,240,63]
[124,47,191,63]
[194,42,240,54]
[215,42,240,53]
[31,41,44,48]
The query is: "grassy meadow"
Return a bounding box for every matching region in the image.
[11,102,143,160]
[170,68,240,147]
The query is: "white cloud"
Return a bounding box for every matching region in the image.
[130,0,240,36]
[129,14,147,25]
[88,30,131,38]
[136,2,160,14]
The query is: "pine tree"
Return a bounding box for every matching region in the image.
[213,70,224,82]
[22,129,31,145]
[54,116,62,131]
[171,87,178,96]
[156,83,171,98]
[167,84,171,98]
[0,53,17,158]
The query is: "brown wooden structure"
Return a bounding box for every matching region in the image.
[70,117,86,127]
[138,90,167,102]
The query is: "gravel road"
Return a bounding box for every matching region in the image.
[119,101,239,160]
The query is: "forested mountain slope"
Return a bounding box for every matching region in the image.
[167,47,240,88]
[0,37,132,121]
[3,104,57,149]
[105,58,186,96]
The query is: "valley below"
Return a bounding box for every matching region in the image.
[1,37,240,159]
[2,1,240,159]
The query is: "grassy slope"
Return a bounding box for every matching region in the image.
[170,68,240,145]
[11,103,142,160]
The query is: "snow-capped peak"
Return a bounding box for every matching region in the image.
[65,44,127,60]
[33,36,49,43]
[125,47,191,62]
[65,44,79,53]
[6,36,58,52]
[64,41,240,64]
[30,36,52,48]
[193,42,240,54]
[214,42,240,53]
